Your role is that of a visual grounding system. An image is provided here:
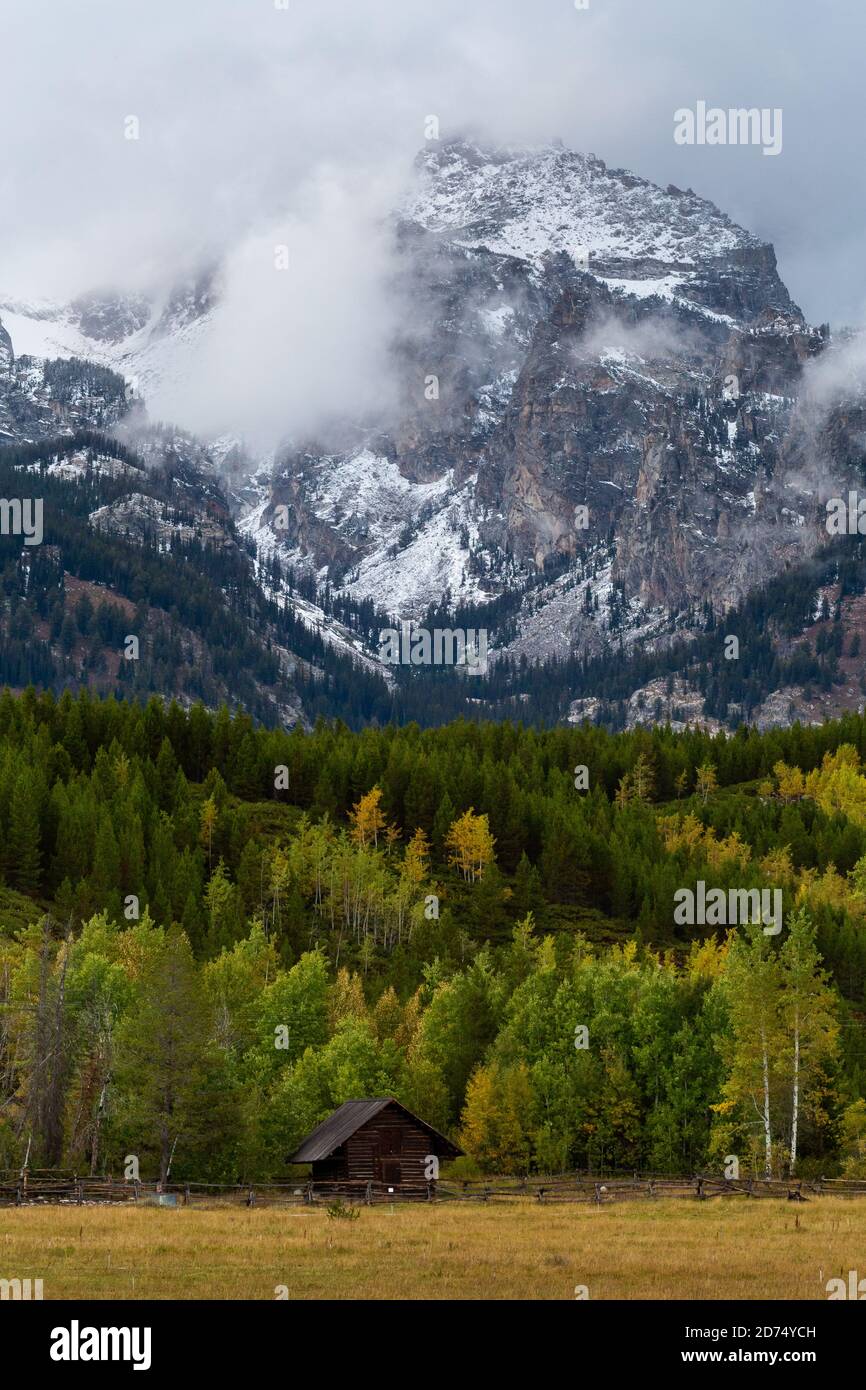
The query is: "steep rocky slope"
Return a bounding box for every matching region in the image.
[5,140,866,732]
[238,138,866,728]
[0,267,220,407]
[0,342,392,727]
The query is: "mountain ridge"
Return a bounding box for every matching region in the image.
[1,138,864,734]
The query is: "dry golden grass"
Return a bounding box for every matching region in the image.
[1,1198,862,1300]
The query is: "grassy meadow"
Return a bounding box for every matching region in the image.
[1,1198,862,1300]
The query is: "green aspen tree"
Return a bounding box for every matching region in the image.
[778,907,838,1174]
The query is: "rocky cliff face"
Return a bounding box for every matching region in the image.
[0,319,14,381]
[0,343,130,444]
[252,139,842,684]
[3,139,864,732]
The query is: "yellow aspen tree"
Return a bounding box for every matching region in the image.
[402,827,431,888]
[327,967,368,1030]
[773,761,805,803]
[759,845,794,883]
[459,1064,504,1169]
[445,808,495,883]
[350,785,389,849]
[695,761,718,805]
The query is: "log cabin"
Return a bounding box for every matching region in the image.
[287,1097,462,1191]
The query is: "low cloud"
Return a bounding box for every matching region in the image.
[1,0,864,447]
[802,330,866,412]
[152,167,404,449]
[580,311,708,364]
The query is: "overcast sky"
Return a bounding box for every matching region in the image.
[0,0,862,437]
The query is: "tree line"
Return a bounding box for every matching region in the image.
[0,689,865,1180]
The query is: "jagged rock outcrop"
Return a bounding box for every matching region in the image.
[4,139,864,731]
[257,139,840,665]
[0,318,13,380]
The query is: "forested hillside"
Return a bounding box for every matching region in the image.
[6,421,866,736]
[1,688,866,1183]
[0,428,401,727]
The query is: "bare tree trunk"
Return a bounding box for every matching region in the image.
[761,1023,772,1178]
[790,1006,800,1175]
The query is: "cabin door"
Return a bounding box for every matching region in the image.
[377,1128,403,1186]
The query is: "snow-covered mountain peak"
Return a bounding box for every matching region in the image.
[0,268,220,406]
[404,138,761,272]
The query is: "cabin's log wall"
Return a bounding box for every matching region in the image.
[341,1104,433,1186]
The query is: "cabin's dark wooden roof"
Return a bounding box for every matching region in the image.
[286,1097,463,1163]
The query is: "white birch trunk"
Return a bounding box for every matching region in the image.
[790,1006,800,1175]
[761,1023,772,1177]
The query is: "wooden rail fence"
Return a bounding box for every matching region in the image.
[3,1171,866,1207]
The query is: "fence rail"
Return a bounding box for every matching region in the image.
[2,1171,866,1207]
